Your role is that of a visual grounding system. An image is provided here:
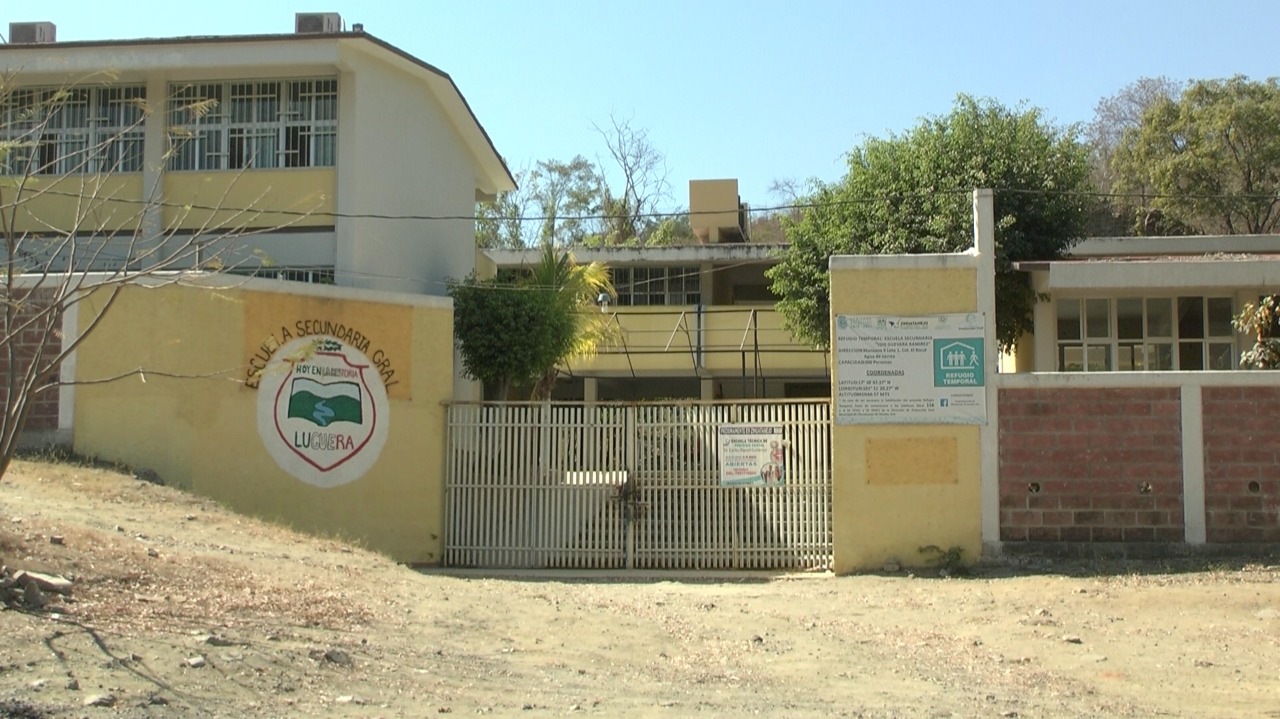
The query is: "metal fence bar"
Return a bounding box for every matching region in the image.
[444,400,831,570]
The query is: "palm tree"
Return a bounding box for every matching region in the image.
[524,242,616,399]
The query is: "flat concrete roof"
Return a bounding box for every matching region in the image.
[484,244,789,267]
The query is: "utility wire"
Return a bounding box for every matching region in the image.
[20,186,1280,225]
[10,184,1280,293]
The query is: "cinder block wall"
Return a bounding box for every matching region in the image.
[0,287,65,442]
[997,378,1280,548]
[1202,386,1280,543]
[999,387,1184,543]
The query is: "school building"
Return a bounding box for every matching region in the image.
[482,179,830,402]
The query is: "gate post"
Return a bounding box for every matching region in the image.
[827,189,997,573]
[625,404,637,569]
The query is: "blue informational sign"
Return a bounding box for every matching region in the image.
[834,314,987,425]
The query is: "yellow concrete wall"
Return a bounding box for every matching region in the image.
[829,265,982,573]
[10,176,145,234]
[475,248,498,281]
[1000,331,1035,373]
[71,280,451,564]
[689,179,739,244]
[163,169,336,230]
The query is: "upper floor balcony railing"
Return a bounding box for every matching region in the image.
[565,305,828,376]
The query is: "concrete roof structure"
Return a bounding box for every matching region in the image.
[0,28,517,198]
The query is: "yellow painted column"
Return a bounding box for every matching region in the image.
[828,190,997,573]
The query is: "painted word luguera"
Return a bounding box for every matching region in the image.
[294,431,356,451]
[245,320,399,389]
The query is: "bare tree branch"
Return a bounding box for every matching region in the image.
[0,71,320,476]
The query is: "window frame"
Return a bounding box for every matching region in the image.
[0,84,147,175]
[229,265,335,285]
[612,266,702,306]
[167,78,338,171]
[1055,295,1237,372]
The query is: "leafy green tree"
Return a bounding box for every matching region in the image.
[475,158,601,249]
[1113,76,1280,235]
[450,275,572,400]
[529,156,600,246]
[450,244,615,400]
[768,95,1090,351]
[475,117,674,249]
[639,214,695,246]
[1085,77,1184,235]
[475,168,530,249]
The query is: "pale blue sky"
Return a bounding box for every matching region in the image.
[14,1,1280,212]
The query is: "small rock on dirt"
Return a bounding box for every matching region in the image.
[83,693,116,707]
[310,648,352,666]
[14,570,74,595]
[66,678,80,690]
[1063,635,1083,644]
[22,582,47,609]
[49,535,64,545]
[185,656,206,669]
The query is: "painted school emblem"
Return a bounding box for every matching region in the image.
[256,335,390,488]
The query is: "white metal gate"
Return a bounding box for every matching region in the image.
[445,400,831,570]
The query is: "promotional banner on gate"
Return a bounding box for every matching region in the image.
[834,313,987,425]
[718,424,786,486]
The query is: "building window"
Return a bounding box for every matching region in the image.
[167,79,337,171]
[230,266,335,284]
[0,85,146,175]
[612,266,701,306]
[1056,296,1235,371]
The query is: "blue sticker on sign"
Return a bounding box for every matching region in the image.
[934,338,984,387]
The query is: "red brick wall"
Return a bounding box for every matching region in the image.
[1201,387,1280,543]
[0,288,62,434]
[999,387,1184,543]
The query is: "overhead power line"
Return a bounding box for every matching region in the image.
[19,187,1280,226]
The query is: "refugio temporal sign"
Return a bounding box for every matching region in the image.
[834,313,987,425]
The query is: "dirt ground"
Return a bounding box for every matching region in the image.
[0,459,1278,718]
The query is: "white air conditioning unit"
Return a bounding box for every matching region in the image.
[9,22,57,44]
[294,12,342,34]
